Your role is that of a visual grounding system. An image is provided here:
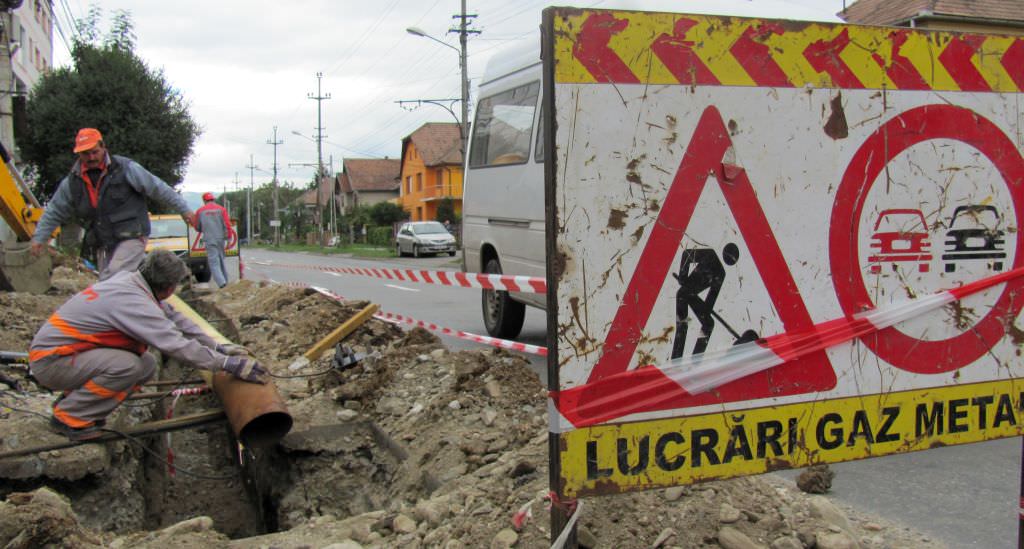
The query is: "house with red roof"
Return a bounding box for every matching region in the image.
[839,0,1024,34]
[397,122,463,222]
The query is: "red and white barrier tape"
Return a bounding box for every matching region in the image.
[275,281,545,356]
[164,385,210,476]
[373,310,548,357]
[248,260,546,294]
[555,266,1024,429]
[304,284,548,357]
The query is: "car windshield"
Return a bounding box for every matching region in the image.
[413,222,448,235]
[150,218,188,238]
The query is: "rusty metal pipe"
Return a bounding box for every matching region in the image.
[165,295,292,448]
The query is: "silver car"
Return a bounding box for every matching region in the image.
[395,221,457,257]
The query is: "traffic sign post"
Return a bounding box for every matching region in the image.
[542,7,1024,539]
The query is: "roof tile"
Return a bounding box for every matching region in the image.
[405,123,462,166]
[343,158,401,192]
[840,0,1024,25]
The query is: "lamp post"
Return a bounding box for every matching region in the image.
[406,3,475,156]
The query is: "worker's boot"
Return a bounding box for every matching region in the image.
[48,416,103,442]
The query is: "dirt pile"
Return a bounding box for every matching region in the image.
[0,269,944,548]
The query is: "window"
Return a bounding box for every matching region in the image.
[416,173,422,192]
[435,169,444,193]
[469,81,539,168]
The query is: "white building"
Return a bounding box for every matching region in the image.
[3,0,53,159]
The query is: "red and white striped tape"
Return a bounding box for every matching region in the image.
[304,284,548,357]
[165,385,211,475]
[554,266,1024,429]
[372,311,547,356]
[248,260,546,294]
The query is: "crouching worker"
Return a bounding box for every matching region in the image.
[28,249,266,441]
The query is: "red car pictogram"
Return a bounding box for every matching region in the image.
[867,208,932,274]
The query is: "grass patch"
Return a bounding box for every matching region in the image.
[246,242,395,258]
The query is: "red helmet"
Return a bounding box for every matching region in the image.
[202,192,215,202]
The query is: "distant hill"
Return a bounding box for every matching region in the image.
[182,191,207,211]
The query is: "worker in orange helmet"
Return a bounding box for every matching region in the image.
[30,128,196,280]
[193,192,235,288]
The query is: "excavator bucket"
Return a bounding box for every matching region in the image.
[0,241,52,293]
[0,141,52,294]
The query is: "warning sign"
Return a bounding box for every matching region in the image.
[544,8,1024,497]
[187,219,240,258]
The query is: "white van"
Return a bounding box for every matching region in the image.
[461,39,544,338]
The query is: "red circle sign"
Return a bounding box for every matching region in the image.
[829,104,1024,374]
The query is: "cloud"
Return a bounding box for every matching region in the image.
[60,0,846,193]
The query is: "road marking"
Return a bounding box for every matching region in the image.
[328,272,341,277]
[385,284,419,292]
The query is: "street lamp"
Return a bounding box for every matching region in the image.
[407,24,470,157]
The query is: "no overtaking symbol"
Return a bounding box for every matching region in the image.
[829,104,1024,374]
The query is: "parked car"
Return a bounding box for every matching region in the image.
[866,208,932,274]
[395,221,457,257]
[943,204,1006,273]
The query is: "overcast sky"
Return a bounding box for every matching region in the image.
[53,0,848,194]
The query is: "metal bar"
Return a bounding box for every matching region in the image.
[127,391,171,401]
[145,378,204,387]
[0,410,226,460]
[0,350,28,363]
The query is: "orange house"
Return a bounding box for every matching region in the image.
[398,122,463,222]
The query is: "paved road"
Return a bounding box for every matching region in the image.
[240,247,547,376]
[239,246,1021,549]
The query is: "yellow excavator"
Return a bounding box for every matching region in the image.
[0,143,52,293]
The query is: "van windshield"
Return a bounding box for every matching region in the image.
[413,222,448,235]
[469,81,539,168]
[150,218,188,238]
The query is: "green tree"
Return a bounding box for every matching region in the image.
[21,7,200,202]
[367,201,409,226]
[435,197,458,224]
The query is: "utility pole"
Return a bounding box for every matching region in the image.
[454,0,475,157]
[308,72,331,240]
[404,6,478,157]
[245,154,257,242]
[267,127,283,246]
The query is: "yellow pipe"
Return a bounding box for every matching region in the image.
[166,294,292,448]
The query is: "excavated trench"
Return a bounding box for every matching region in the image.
[138,296,414,538]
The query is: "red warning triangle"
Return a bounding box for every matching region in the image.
[557,106,837,427]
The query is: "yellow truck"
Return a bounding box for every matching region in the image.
[147,213,241,284]
[146,214,212,282]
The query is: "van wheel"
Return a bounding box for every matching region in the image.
[449,251,457,257]
[482,258,526,339]
[413,245,421,258]
[396,243,405,257]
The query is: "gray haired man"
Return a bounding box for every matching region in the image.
[29,249,265,441]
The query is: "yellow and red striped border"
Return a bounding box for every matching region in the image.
[552,9,1024,92]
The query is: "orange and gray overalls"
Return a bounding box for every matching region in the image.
[29,270,229,428]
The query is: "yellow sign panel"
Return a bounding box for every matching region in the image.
[559,380,1024,497]
[550,9,1024,92]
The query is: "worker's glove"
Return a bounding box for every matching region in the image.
[222,355,267,384]
[215,342,250,356]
